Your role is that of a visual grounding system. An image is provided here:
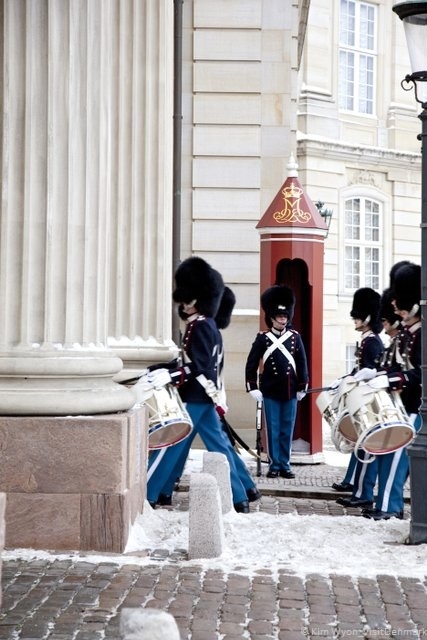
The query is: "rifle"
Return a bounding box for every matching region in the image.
[256,400,263,477]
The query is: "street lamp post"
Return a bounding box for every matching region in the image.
[392,1,427,544]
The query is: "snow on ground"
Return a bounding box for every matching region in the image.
[3,441,427,578]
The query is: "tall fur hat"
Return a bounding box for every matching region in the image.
[261,285,295,329]
[392,263,421,316]
[215,286,236,329]
[350,287,382,334]
[173,256,224,318]
[389,260,413,287]
[380,287,401,329]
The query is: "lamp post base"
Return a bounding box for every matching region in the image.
[408,433,427,544]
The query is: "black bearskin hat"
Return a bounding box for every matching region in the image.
[261,285,295,329]
[350,287,382,334]
[215,286,236,329]
[392,263,421,315]
[389,260,413,287]
[380,288,401,328]
[173,256,224,318]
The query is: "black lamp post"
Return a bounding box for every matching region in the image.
[392,1,427,544]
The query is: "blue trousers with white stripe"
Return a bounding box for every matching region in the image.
[147,402,253,505]
[351,451,378,501]
[342,452,357,486]
[375,413,421,514]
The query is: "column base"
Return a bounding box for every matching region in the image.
[0,351,136,415]
[108,339,180,383]
[0,407,148,552]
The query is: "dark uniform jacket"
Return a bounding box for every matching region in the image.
[387,321,421,415]
[351,331,384,372]
[169,315,223,404]
[245,327,308,401]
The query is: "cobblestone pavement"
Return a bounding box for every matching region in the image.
[1,458,424,640]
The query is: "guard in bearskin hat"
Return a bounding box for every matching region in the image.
[334,287,384,506]
[350,287,383,337]
[392,262,421,321]
[260,284,295,328]
[379,287,402,370]
[146,257,259,513]
[357,262,422,521]
[245,285,309,478]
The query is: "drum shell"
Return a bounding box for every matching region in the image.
[316,390,338,429]
[145,384,193,450]
[316,389,354,453]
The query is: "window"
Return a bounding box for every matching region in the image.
[339,0,376,114]
[343,197,381,290]
[346,344,357,372]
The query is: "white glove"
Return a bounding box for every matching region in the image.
[296,390,306,401]
[202,378,228,415]
[249,389,263,403]
[147,368,172,389]
[131,372,154,403]
[353,368,377,382]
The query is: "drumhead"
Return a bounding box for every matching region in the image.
[331,422,354,453]
[148,419,193,450]
[336,411,358,443]
[360,421,415,455]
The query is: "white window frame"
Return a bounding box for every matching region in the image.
[339,186,389,296]
[339,0,377,116]
[345,343,357,372]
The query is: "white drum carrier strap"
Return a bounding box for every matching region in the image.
[263,331,296,373]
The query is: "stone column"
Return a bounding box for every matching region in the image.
[0,0,135,415]
[0,0,153,553]
[106,0,178,376]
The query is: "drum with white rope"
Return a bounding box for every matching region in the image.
[344,375,415,458]
[315,387,354,454]
[333,377,359,448]
[315,377,358,452]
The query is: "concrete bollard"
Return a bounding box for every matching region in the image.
[120,607,181,640]
[0,493,5,610]
[202,451,233,513]
[188,472,224,559]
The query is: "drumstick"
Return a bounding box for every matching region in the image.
[117,369,149,385]
[307,370,387,395]
[306,373,354,394]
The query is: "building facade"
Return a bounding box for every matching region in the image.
[179,0,422,436]
[298,0,421,382]
[0,0,422,550]
[180,0,310,437]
